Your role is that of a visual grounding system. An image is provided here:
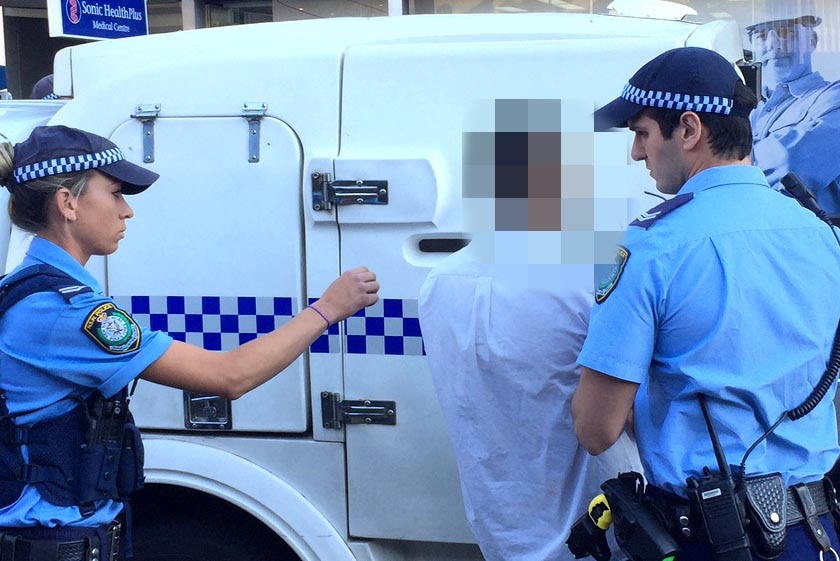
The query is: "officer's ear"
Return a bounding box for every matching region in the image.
[53,187,78,223]
[677,111,703,151]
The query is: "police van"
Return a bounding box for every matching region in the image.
[0,10,747,561]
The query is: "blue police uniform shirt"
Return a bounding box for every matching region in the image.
[0,236,173,526]
[752,71,840,215]
[578,165,840,497]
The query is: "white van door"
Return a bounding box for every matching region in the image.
[106,116,309,433]
[333,41,480,544]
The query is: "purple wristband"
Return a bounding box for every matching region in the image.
[307,304,331,328]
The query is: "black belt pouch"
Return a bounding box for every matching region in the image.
[743,473,787,560]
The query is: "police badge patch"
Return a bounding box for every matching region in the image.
[82,302,141,354]
[595,246,630,304]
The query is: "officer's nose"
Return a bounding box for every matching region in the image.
[630,136,645,162]
[122,200,134,220]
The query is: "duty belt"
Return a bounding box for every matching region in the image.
[647,477,836,540]
[784,479,833,525]
[0,520,121,561]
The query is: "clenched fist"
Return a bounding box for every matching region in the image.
[311,266,380,325]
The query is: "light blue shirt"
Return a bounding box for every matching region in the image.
[752,71,840,215]
[579,165,840,497]
[0,237,172,526]
[420,241,642,561]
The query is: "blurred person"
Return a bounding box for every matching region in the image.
[420,228,641,560]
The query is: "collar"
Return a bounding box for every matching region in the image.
[765,71,826,100]
[630,166,771,229]
[21,237,102,293]
[676,165,770,197]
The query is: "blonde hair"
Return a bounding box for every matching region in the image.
[0,142,92,233]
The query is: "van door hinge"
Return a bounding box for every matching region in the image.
[311,173,389,211]
[320,392,397,429]
[131,103,161,163]
[242,102,267,163]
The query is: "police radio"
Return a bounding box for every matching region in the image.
[684,395,752,561]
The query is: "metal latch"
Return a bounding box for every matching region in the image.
[130,103,161,163]
[311,173,389,211]
[242,102,267,163]
[183,392,232,430]
[321,392,396,429]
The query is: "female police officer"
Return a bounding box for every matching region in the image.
[0,125,379,561]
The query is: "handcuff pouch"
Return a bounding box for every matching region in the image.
[743,473,786,559]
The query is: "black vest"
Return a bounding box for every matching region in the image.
[0,264,145,511]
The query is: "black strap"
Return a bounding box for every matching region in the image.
[0,264,91,422]
[792,483,832,551]
[0,265,91,319]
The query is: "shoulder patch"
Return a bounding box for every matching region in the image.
[630,193,694,229]
[82,302,141,354]
[595,246,630,304]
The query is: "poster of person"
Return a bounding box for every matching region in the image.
[736,0,840,218]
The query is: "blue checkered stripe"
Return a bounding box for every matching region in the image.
[339,298,423,356]
[13,147,124,184]
[115,296,424,355]
[42,93,60,100]
[621,84,733,115]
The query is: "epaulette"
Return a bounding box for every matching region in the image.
[630,193,694,229]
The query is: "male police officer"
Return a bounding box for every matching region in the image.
[748,0,840,215]
[577,47,840,560]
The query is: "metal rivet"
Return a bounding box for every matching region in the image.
[356,198,364,204]
[379,189,387,195]
[681,528,691,537]
[356,180,363,186]
[770,512,780,524]
[679,515,689,525]
[91,548,99,556]
[364,417,372,424]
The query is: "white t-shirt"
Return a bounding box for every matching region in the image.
[419,242,642,561]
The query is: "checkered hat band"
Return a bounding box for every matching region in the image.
[13,147,125,184]
[41,93,60,100]
[621,84,733,115]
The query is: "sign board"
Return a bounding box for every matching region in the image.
[47,0,149,39]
